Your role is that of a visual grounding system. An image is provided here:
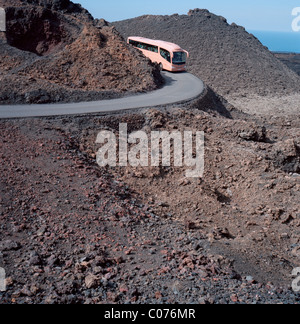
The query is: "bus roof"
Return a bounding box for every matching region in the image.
[128,36,186,53]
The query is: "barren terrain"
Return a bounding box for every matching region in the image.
[0,98,300,304]
[0,0,163,104]
[0,2,300,305]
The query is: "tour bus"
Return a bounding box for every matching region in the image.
[128,36,189,72]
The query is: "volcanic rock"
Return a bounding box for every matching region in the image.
[0,0,163,104]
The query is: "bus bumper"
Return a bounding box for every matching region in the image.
[170,65,186,72]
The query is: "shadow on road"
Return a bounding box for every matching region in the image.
[162,72,178,88]
[196,86,233,119]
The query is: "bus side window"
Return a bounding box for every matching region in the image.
[140,43,147,50]
[129,40,138,48]
[160,48,171,63]
[129,40,158,53]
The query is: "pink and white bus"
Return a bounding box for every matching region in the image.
[128,36,189,72]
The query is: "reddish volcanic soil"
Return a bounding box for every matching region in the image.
[0,0,163,104]
[0,99,299,304]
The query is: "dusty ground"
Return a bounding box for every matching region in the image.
[227,54,300,116]
[227,93,300,116]
[0,98,299,304]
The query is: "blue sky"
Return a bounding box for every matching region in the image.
[80,0,300,32]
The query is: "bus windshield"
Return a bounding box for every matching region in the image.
[172,52,187,65]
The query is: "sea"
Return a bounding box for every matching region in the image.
[250,30,300,53]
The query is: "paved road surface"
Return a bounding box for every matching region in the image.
[0,72,205,118]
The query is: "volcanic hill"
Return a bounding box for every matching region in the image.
[114,9,300,115]
[0,0,163,104]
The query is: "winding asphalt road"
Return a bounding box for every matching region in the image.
[0,72,205,119]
